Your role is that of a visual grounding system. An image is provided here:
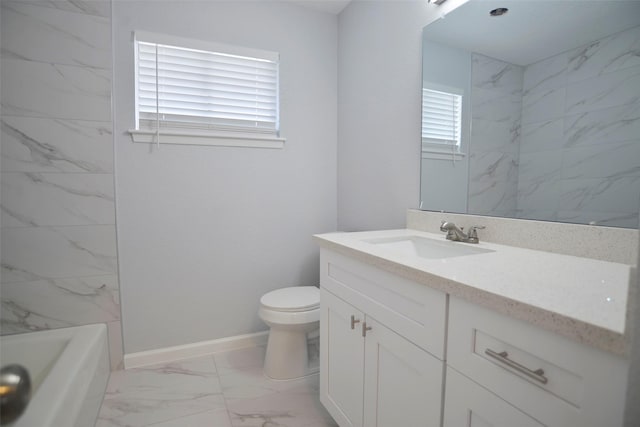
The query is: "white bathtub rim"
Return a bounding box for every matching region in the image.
[5,324,108,427]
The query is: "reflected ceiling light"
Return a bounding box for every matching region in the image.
[490,7,509,16]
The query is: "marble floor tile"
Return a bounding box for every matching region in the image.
[97,356,225,427]
[227,386,337,427]
[97,346,337,427]
[215,346,320,402]
[146,408,233,427]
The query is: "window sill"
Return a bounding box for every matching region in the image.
[421,148,466,161]
[128,129,285,149]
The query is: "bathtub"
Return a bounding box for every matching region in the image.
[0,324,110,427]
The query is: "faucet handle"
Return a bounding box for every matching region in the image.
[467,225,485,242]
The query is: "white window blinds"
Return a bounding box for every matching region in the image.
[421,88,462,149]
[135,35,279,136]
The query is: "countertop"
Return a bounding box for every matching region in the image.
[315,228,636,356]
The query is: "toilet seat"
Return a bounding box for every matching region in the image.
[260,286,319,312]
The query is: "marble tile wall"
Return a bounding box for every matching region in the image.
[0,0,122,369]
[517,25,640,227]
[468,54,523,218]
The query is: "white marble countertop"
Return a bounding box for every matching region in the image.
[315,228,636,356]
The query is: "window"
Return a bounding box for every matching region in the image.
[421,87,462,154]
[130,32,283,148]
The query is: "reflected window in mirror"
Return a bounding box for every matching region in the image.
[421,87,463,157]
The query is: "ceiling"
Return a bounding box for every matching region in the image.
[289,0,352,15]
[423,0,640,66]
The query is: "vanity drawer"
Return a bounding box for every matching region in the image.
[447,296,628,427]
[320,249,447,359]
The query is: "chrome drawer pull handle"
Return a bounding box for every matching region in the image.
[485,348,548,385]
[350,315,361,330]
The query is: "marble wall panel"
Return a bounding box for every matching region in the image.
[13,0,111,18]
[468,54,522,218]
[470,118,520,154]
[1,1,111,68]
[516,178,562,215]
[520,118,564,154]
[0,275,119,333]
[563,103,640,149]
[468,151,518,215]
[521,87,565,125]
[472,54,523,96]
[471,92,522,124]
[0,0,120,368]
[561,140,640,180]
[559,176,640,214]
[1,225,118,284]
[523,53,568,95]
[557,210,639,229]
[1,116,113,173]
[568,26,640,84]
[517,150,563,184]
[565,65,640,115]
[1,172,115,227]
[516,25,640,228]
[468,151,519,184]
[1,58,111,120]
[515,209,558,222]
[468,179,518,217]
[107,321,124,370]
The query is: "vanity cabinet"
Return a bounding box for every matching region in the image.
[318,246,630,427]
[444,367,545,427]
[319,249,446,427]
[447,296,628,427]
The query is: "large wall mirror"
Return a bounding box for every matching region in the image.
[420,0,640,228]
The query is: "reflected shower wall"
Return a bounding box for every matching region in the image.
[467,54,522,218]
[455,25,640,228]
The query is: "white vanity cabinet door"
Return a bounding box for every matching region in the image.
[321,287,444,427]
[320,249,447,359]
[319,248,447,427]
[320,288,365,427]
[444,368,545,427]
[363,317,443,427]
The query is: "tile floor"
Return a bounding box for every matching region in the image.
[96,345,338,427]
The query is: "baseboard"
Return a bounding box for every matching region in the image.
[123,330,269,369]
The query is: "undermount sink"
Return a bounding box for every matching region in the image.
[364,235,495,259]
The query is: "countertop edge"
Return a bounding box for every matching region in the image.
[314,235,630,357]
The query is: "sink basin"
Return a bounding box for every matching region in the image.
[364,235,494,259]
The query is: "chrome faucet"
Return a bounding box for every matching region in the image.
[440,221,485,244]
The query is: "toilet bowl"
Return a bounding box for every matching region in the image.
[258,286,320,380]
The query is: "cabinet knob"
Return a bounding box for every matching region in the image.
[350,315,361,330]
[362,322,372,337]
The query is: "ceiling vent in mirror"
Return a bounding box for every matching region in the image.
[428,0,448,5]
[489,7,509,16]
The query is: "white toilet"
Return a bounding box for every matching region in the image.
[258,286,320,380]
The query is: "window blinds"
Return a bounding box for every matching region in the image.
[136,39,279,135]
[421,88,462,148]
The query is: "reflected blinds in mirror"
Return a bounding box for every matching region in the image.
[421,88,462,150]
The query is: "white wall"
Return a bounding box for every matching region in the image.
[336,0,468,231]
[113,1,337,353]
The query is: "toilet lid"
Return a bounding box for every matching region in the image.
[260,286,320,312]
